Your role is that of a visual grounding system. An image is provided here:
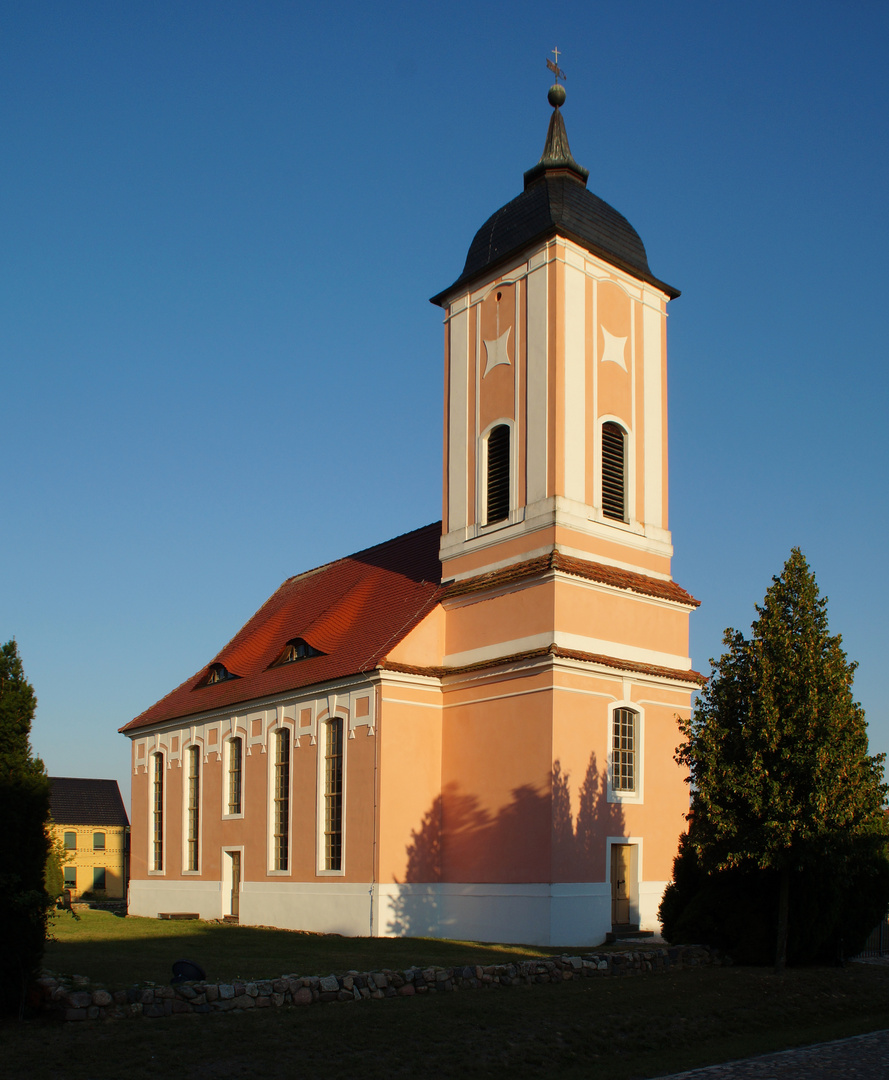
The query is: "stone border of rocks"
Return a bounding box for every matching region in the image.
[34,944,724,1022]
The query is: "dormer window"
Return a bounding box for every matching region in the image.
[275,638,322,665]
[205,663,236,685]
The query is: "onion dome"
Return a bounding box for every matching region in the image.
[431,84,678,306]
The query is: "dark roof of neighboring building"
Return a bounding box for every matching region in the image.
[431,92,679,305]
[49,777,129,827]
[120,522,445,733]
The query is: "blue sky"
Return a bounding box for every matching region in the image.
[3,1,887,813]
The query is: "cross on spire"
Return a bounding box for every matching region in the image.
[546,47,566,82]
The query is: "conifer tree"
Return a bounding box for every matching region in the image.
[664,550,889,969]
[0,639,52,1015]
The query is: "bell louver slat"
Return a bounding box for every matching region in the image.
[602,422,626,522]
[486,424,510,524]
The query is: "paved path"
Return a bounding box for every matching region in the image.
[653,1028,889,1079]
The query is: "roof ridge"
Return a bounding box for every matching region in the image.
[283,521,442,586]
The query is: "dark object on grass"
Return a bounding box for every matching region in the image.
[171,959,206,984]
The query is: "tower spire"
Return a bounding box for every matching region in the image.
[523,55,589,190]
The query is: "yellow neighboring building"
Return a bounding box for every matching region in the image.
[49,777,130,901]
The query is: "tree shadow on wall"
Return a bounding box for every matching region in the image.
[551,753,627,882]
[387,755,626,938]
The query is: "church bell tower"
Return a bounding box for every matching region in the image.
[432,80,680,588]
[428,75,699,944]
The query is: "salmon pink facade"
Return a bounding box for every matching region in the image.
[121,86,701,945]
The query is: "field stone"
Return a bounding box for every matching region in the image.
[293,987,313,1006]
[92,990,113,1007]
[218,984,235,1000]
[67,991,92,1009]
[319,975,339,993]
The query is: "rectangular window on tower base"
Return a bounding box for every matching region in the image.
[611,707,638,794]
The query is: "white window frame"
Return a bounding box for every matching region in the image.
[267,725,292,875]
[222,733,245,819]
[316,713,346,876]
[606,702,644,804]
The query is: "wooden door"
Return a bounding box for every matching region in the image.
[230,851,240,919]
[611,845,632,926]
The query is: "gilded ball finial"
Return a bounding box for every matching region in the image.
[548,83,566,108]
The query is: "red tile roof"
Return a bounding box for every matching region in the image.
[120,523,445,733]
[121,524,700,734]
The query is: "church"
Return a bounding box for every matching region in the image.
[120,78,701,947]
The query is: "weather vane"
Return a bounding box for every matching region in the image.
[546,46,566,83]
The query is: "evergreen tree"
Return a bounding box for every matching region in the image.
[662,550,889,968]
[0,639,52,1016]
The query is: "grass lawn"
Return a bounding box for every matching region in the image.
[4,912,887,1080]
[42,909,566,986]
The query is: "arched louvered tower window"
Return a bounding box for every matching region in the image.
[486,424,510,524]
[602,422,627,522]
